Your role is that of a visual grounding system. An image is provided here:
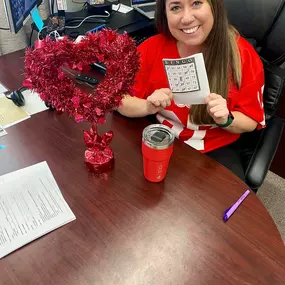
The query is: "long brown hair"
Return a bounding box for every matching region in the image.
[155,0,242,125]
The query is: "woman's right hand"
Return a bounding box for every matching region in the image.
[146,88,174,115]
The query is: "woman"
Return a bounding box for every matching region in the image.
[117,0,265,180]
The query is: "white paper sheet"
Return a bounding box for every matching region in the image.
[0,88,48,129]
[0,126,7,137]
[0,162,76,259]
[112,4,133,13]
[22,90,49,115]
[0,84,7,94]
[163,53,210,105]
[0,96,31,129]
[1,117,31,129]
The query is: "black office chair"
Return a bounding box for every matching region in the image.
[224,0,285,192]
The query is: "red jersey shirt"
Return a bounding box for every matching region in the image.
[132,34,265,153]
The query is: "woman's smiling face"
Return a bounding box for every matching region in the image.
[165,0,214,50]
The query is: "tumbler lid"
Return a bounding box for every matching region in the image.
[142,124,175,149]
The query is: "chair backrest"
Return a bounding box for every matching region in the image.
[261,7,285,64]
[224,0,285,120]
[224,0,285,63]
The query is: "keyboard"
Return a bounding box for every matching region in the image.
[139,4,156,13]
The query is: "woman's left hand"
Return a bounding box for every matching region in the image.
[205,93,229,125]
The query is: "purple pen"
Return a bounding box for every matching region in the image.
[223,190,251,222]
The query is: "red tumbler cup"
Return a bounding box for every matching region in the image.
[142,124,175,182]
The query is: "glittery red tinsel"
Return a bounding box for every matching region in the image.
[24,29,140,173]
[84,125,114,174]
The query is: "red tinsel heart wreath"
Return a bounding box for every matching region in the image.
[24,29,140,173]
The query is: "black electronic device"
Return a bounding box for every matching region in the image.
[134,35,148,46]
[75,74,99,85]
[91,62,107,74]
[64,8,110,29]
[3,0,42,34]
[86,1,113,15]
[5,87,26,107]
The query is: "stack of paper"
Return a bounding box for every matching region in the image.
[0,83,30,128]
[0,85,48,128]
[0,97,31,128]
[0,162,76,259]
[22,89,49,115]
[0,84,7,94]
[0,126,7,138]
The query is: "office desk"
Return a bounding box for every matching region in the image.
[1,50,285,285]
[50,1,155,40]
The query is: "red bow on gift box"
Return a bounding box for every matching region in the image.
[83,126,114,174]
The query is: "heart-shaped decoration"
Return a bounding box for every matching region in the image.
[24,29,140,173]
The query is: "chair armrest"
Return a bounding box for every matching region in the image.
[245,117,284,190]
[262,60,285,119]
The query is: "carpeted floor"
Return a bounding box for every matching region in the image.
[257,171,285,244]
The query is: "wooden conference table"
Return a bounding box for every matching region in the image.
[0,50,285,285]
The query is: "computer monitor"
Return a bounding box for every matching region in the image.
[3,0,43,34]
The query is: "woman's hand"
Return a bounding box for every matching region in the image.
[116,89,173,118]
[205,93,229,125]
[146,88,174,115]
